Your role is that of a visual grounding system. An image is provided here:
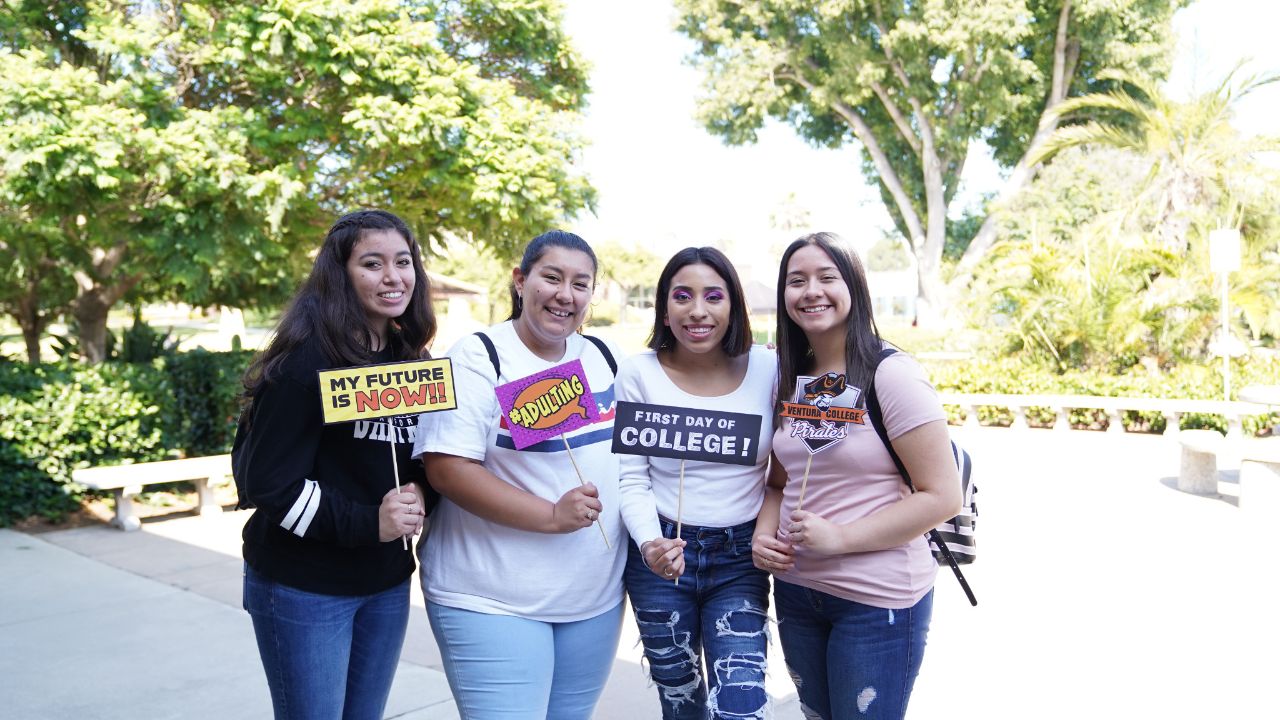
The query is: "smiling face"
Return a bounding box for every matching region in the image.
[783,243,852,342]
[665,262,732,357]
[346,228,415,344]
[512,245,595,357]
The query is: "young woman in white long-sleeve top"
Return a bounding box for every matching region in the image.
[616,247,777,719]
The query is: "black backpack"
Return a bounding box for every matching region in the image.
[866,348,978,606]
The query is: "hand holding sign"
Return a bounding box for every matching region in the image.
[613,401,762,584]
[496,359,611,548]
[319,358,457,549]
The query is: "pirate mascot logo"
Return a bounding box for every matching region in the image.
[779,372,868,454]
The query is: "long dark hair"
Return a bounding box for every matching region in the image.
[775,232,883,417]
[508,230,598,320]
[242,209,436,408]
[648,246,752,357]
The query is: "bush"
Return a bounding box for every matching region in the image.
[922,355,1280,435]
[165,349,253,456]
[0,362,171,524]
[0,350,253,526]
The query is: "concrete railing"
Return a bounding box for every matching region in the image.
[936,393,1274,440]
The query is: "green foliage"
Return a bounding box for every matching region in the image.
[0,0,594,361]
[0,349,251,526]
[675,0,1186,306]
[0,361,170,524]
[923,355,1280,435]
[164,350,253,457]
[866,236,911,272]
[595,242,664,322]
[119,308,178,364]
[974,72,1280,369]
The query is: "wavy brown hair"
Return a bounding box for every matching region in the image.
[242,209,436,412]
[775,232,883,420]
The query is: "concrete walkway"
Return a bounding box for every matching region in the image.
[2,426,1277,719]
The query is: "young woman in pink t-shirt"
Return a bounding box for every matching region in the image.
[751,232,961,720]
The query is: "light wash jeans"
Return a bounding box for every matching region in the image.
[774,581,933,720]
[243,564,410,720]
[624,516,771,720]
[426,599,625,720]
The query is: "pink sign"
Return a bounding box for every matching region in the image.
[495,359,600,450]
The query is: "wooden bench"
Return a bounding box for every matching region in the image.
[1239,438,1280,515]
[71,454,233,531]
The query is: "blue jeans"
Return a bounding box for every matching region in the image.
[774,581,933,720]
[624,517,771,720]
[426,600,625,720]
[243,565,410,720]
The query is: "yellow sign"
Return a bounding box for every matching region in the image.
[318,359,456,424]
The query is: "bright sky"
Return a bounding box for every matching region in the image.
[561,0,1280,270]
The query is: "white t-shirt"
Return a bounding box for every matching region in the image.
[616,346,778,548]
[412,321,626,622]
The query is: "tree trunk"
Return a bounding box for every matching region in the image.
[21,322,43,364]
[15,282,49,364]
[72,291,113,363]
[948,0,1078,293]
[69,242,141,363]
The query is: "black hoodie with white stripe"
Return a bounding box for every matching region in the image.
[240,339,422,596]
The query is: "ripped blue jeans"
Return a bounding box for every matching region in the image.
[774,581,933,720]
[624,516,771,720]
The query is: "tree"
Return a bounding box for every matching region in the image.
[973,72,1280,371]
[0,0,593,361]
[1031,67,1280,345]
[675,0,1186,322]
[972,146,1201,369]
[595,241,664,324]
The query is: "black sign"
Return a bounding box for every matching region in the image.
[611,401,762,466]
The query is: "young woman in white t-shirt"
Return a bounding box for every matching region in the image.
[616,246,777,719]
[412,230,626,720]
[751,232,961,720]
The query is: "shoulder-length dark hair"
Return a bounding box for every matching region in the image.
[648,246,752,357]
[242,209,436,405]
[775,232,883,416]
[508,230,598,320]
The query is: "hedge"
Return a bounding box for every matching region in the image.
[0,351,252,525]
[922,356,1280,435]
[3,349,1277,525]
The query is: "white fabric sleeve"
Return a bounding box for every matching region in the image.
[413,337,496,462]
[614,359,664,549]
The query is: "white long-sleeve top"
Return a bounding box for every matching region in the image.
[616,346,778,548]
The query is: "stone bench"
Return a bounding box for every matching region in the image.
[1177,430,1225,495]
[1239,438,1280,515]
[71,454,233,531]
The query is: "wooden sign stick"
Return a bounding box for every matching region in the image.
[796,453,814,514]
[389,425,408,550]
[562,434,611,549]
[675,459,685,586]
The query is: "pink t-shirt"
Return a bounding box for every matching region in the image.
[773,351,945,609]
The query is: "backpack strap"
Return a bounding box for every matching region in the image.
[866,347,977,606]
[473,331,617,381]
[474,331,501,381]
[582,334,618,376]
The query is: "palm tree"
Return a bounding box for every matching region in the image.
[1032,65,1279,254]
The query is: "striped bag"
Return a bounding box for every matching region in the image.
[867,348,978,606]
